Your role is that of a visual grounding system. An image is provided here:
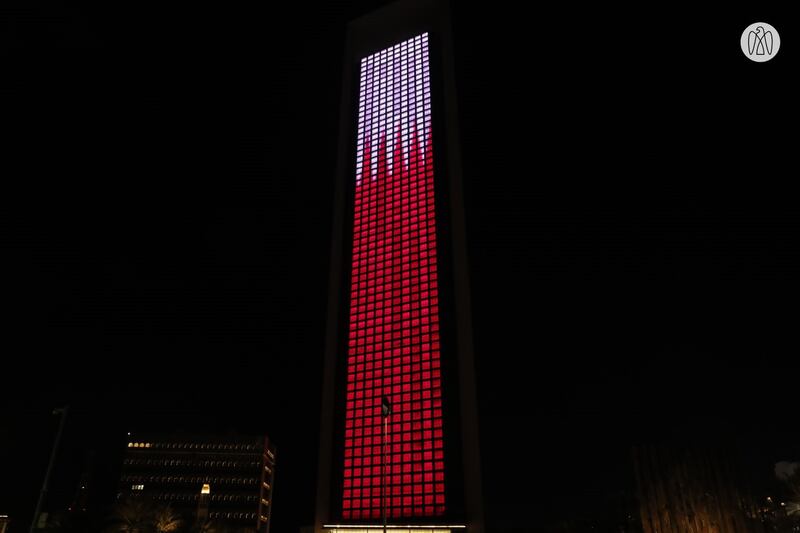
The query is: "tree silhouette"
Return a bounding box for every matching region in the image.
[105,498,155,533]
[152,505,183,533]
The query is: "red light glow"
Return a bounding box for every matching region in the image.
[342,33,445,521]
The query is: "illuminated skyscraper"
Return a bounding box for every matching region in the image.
[315,2,482,532]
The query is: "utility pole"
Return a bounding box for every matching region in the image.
[30,406,69,533]
[381,396,391,533]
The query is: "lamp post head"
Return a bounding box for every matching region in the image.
[381,396,391,418]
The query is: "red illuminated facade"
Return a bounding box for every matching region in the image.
[343,34,445,520]
[316,2,483,531]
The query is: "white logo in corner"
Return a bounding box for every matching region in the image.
[741,22,780,62]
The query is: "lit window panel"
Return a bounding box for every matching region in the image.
[342,33,444,521]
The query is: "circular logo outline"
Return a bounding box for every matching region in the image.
[741,22,780,62]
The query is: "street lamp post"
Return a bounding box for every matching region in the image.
[30,406,69,533]
[381,396,391,533]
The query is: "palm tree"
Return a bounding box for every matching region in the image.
[152,505,183,533]
[106,498,155,533]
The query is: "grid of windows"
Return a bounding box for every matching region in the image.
[342,33,445,521]
[120,475,259,485]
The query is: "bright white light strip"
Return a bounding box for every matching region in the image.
[324,530,452,533]
[323,526,465,529]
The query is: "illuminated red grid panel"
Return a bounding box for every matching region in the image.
[341,33,445,521]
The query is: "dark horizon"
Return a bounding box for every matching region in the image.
[3,1,798,532]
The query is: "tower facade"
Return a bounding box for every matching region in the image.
[315,1,482,532]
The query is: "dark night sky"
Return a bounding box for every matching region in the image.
[2,1,798,532]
